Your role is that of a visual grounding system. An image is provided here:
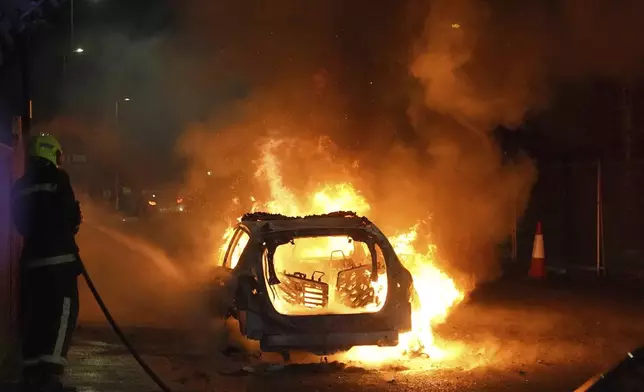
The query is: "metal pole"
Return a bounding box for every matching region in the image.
[115,173,120,211]
[621,86,634,277]
[511,207,517,263]
[65,0,73,81]
[596,160,602,276]
[601,185,605,276]
[70,0,74,51]
[114,100,120,211]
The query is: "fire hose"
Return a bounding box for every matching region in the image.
[79,259,175,392]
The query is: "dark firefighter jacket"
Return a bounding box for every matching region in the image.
[11,157,82,270]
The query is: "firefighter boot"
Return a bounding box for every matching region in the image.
[22,366,76,392]
[20,365,43,392]
[33,373,77,392]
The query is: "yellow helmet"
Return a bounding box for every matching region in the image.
[28,133,63,166]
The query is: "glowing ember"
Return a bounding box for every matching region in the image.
[217,138,465,364]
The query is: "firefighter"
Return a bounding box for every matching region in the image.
[11,133,82,392]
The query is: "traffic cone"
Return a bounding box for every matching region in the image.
[529,221,546,279]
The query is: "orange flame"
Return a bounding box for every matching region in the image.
[343,227,464,364]
[217,138,464,364]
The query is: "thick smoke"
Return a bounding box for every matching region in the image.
[174,0,644,287]
[398,0,545,283]
[174,0,510,286]
[41,0,644,331]
[401,0,644,282]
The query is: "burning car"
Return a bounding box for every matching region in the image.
[209,211,414,357]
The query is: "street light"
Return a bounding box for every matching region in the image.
[62,0,84,80]
[114,97,132,126]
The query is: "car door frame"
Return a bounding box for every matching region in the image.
[210,225,251,317]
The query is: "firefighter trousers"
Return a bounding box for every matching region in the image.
[20,264,80,376]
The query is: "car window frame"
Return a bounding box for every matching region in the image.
[223,226,251,269]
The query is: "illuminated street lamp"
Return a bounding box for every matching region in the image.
[115,97,132,125]
[62,0,84,79]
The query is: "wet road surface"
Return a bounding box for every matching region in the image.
[65,278,644,392]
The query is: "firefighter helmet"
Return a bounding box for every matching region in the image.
[28,133,64,166]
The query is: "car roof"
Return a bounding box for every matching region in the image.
[239,211,375,234]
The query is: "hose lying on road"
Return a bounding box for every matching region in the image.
[80,260,175,392]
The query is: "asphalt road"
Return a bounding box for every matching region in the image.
[66,279,644,391]
[63,214,644,392]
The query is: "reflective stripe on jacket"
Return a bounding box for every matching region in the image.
[25,254,77,270]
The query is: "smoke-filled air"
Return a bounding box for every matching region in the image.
[43,0,644,370]
[177,0,542,290]
[173,0,538,366]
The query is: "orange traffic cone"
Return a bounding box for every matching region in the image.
[529,221,546,279]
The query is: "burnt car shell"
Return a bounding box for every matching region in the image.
[211,211,413,355]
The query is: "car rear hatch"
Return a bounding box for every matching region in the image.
[237,239,413,353]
